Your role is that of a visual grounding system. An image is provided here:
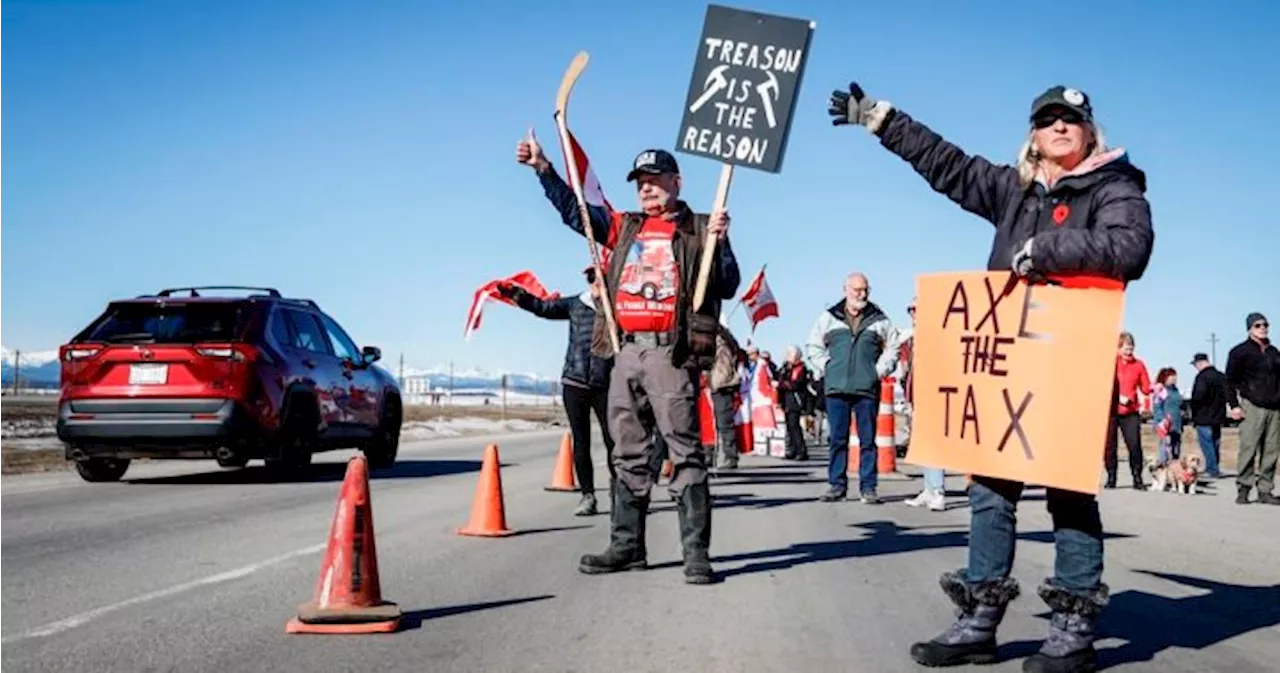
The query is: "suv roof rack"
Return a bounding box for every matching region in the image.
[155,286,283,298]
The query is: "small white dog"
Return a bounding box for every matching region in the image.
[1148,455,1203,494]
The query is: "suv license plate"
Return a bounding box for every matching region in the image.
[129,363,168,385]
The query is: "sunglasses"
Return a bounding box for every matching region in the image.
[1033,109,1086,129]
[1253,322,1269,329]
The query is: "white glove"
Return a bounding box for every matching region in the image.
[1012,238,1035,277]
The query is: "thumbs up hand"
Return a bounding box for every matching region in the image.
[516,128,549,172]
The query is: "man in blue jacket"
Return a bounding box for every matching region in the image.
[804,271,900,504]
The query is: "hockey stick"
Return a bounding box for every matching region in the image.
[553,50,621,355]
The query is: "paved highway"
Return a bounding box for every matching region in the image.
[3,430,1277,672]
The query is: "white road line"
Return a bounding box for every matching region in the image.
[2,542,327,644]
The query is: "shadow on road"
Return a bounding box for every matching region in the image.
[124,459,493,485]
[701,521,1136,579]
[509,525,594,537]
[1002,570,1280,670]
[400,594,556,631]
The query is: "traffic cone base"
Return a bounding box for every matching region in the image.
[545,431,579,492]
[458,443,515,537]
[286,456,399,634]
[286,601,401,634]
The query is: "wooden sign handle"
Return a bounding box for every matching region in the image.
[691,162,735,311]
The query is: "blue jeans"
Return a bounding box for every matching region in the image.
[966,476,1103,592]
[826,394,878,494]
[923,467,945,492]
[1196,425,1222,476]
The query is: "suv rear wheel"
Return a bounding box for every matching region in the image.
[74,457,131,482]
[363,398,401,470]
[265,399,316,475]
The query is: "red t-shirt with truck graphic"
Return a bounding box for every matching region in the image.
[613,217,679,333]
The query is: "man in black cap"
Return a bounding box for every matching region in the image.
[1224,312,1280,505]
[1189,351,1233,479]
[516,134,741,584]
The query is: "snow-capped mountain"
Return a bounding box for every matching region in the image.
[1,346,62,387]
[396,364,557,395]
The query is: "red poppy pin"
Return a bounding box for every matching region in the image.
[1052,203,1070,225]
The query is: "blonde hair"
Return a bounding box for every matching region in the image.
[1016,123,1109,188]
[1118,331,1135,347]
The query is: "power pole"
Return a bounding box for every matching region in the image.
[501,374,508,421]
[12,349,21,395]
[397,353,405,389]
[1208,332,1220,366]
[448,360,454,406]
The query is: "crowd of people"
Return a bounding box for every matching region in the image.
[502,78,1276,673]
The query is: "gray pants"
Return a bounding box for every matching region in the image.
[1237,398,1280,493]
[609,343,707,497]
[711,388,738,462]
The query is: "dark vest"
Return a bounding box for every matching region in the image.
[590,202,722,370]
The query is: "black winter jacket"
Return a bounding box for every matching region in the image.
[876,109,1154,280]
[510,289,612,391]
[1189,365,1235,426]
[1225,339,1280,410]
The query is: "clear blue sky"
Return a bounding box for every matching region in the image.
[3,0,1276,380]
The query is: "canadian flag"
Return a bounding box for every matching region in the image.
[740,266,779,332]
[554,121,615,272]
[464,271,559,340]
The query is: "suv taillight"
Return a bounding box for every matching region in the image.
[62,345,103,361]
[196,344,260,363]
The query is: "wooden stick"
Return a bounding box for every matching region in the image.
[691,162,735,311]
[553,51,620,354]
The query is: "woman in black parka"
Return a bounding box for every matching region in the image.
[829,83,1154,673]
[499,266,615,517]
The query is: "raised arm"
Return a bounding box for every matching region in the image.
[828,83,1017,225]
[516,129,619,248]
[536,164,619,248]
[499,285,573,321]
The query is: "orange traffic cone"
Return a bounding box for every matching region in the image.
[876,376,899,474]
[458,443,515,537]
[286,456,400,634]
[544,431,578,492]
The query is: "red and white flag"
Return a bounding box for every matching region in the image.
[464,271,560,340]
[556,123,613,213]
[740,266,779,332]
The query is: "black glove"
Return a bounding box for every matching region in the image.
[828,82,879,127]
[495,284,521,300]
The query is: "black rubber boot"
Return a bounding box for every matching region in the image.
[1130,468,1145,491]
[1022,581,1109,673]
[1103,469,1116,489]
[909,570,1020,667]
[578,483,648,574]
[676,481,715,585]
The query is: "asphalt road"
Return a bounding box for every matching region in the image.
[3,429,1278,672]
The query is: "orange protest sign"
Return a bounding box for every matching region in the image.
[906,272,1127,495]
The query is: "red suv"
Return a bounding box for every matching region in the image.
[56,286,402,482]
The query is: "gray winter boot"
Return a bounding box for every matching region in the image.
[578,483,649,574]
[716,437,738,469]
[909,570,1021,667]
[1022,581,1109,673]
[676,481,715,584]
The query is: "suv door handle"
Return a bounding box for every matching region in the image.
[301,358,316,369]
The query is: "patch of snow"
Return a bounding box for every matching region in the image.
[0,346,61,368]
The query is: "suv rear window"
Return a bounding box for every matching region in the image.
[76,302,248,344]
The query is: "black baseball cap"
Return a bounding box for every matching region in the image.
[626,149,680,181]
[1191,352,1209,364]
[1030,85,1094,124]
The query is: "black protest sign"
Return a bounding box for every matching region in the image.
[675,4,815,173]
